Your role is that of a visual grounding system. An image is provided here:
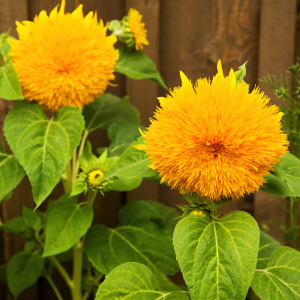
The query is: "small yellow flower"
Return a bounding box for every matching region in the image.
[128,8,149,51]
[135,60,288,201]
[190,210,206,217]
[87,169,104,189]
[8,0,119,111]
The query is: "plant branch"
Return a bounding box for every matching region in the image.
[44,275,64,300]
[72,241,83,300]
[49,256,74,290]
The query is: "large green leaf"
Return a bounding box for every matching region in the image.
[7,249,44,297]
[43,195,93,257]
[252,246,300,299]
[261,153,300,197]
[105,176,142,192]
[84,201,179,290]
[83,93,140,132]
[106,120,145,157]
[173,211,260,300]
[0,57,23,100]
[95,262,189,300]
[115,47,167,89]
[0,140,25,202]
[257,230,281,269]
[102,136,157,181]
[4,102,85,206]
[144,200,180,234]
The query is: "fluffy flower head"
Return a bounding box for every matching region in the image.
[128,8,149,51]
[136,61,289,200]
[8,0,119,111]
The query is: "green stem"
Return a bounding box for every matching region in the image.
[73,130,89,183]
[65,161,73,194]
[82,289,92,300]
[290,197,298,249]
[72,241,83,300]
[44,275,64,300]
[49,256,74,290]
[87,191,98,207]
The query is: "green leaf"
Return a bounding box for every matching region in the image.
[95,262,189,300]
[173,211,260,300]
[106,176,142,192]
[23,206,42,231]
[0,32,15,61]
[261,153,300,197]
[143,200,180,234]
[70,178,86,196]
[0,57,23,100]
[7,249,44,297]
[0,140,25,202]
[234,62,247,83]
[252,246,300,299]
[84,201,179,290]
[79,141,98,172]
[115,47,167,89]
[1,217,27,234]
[102,136,157,181]
[43,195,93,257]
[4,102,85,206]
[106,120,145,157]
[257,230,281,269]
[83,93,140,132]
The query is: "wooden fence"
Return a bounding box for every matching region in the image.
[0,0,299,299]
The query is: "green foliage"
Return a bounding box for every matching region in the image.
[23,206,42,231]
[261,153,300,197]
[0,264,7,285]
[115,47,167,89]
[102,136,158,181]
[0,33,23,100]
[83,93,140,132]
[4,102,85,206]
[234,62,247,83]
[1,217,27,234]
[0,140,25,202]
[173,212,260,300]
[252,246,300,299]
[257,230,281,269]
[84,201,179,291]
[7,249,44,297]
[43,195,93,257]
[105,120,145,157]
[95,263,189,300]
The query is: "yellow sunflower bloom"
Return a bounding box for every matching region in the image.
[136,60,289,201]
[8,0,119,111]
[128,8,149,51]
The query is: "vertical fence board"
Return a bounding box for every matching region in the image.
[255,0,297,241]
[125,0,160,202]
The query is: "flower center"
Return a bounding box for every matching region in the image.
[87,170,104,187]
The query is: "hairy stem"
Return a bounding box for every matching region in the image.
[49,256,74,290]
[44,275,64,300]
[72,241,83,300]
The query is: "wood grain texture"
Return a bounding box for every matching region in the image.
[125,0,160,202]
[255,0,297,241]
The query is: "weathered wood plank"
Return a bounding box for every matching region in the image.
[255,0,297,241]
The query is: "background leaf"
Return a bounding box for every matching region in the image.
[257,230,281,269]
[115,47,168,89]
[173,212,260,300]
[83,93,140,132]
[84,201,179,291]
[23,206,42,231]
[43,195,93,257]
[0,217,27,235]
[4,102,85,206]
[261,153,300,197]
[102,136,157,181]
[106,120,145,157]
[7,249,44,297]
[0,140,25,202]
[252,246,300,299]
[0,57,23,100]
[95,262,189,300]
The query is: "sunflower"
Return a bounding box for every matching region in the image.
[128,8,149,51]
[135,60,289,201]
[8,0,119,111]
